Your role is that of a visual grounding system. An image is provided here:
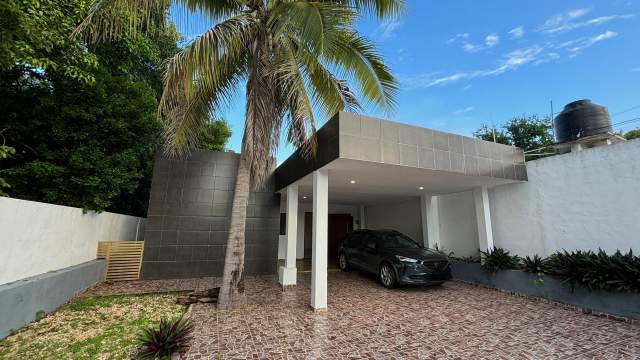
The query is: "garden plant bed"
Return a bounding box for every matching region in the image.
[0,292,186,359]
[451,260,640,321]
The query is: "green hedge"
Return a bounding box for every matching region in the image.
[451,248,640,293]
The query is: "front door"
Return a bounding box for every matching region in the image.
[304,213,353,266]
[328,214,353,266]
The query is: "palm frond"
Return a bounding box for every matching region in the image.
[337,0,405,19]
[73,0,171,42]
[326,31,398,114]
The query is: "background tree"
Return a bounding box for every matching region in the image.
[77,0,403,309]
[623,129,640,140]
[474,115,555,159]
[198,119,232,152]
[473,124,510,145]
[504,115,554,152]
[0,0,232,216]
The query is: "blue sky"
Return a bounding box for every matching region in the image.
[172,1,640,162]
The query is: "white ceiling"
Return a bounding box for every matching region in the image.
[280,158,520,206]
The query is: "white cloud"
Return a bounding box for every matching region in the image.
[540,8,592,33]
[460,33,500,53]
[447,33,469,44]
[558,31,618,54]
[400,45,558,89]
[463,43,481,53]
[463,84,472,90]
[453,106,474,115]
[377,19,402,40]
[538,8,634,34]
[485,34,500,47]
[509,26,525,39]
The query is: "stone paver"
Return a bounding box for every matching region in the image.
[80,272,640,359]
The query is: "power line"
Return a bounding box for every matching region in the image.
[612,105,640,117]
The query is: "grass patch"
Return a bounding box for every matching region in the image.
[0,292,186,359]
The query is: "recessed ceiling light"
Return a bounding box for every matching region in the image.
[349,180,356,184]
[419,186,425,190]
[303,196,307,199]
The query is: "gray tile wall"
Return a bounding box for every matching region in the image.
[141,150,280,280]
[338,112,527,181]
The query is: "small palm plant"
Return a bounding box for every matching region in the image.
[480,247,521,273]
[138,316,193,359]
[521,255,547,286]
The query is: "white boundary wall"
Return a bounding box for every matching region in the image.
[0,198,145,285]
[489,140,640,256]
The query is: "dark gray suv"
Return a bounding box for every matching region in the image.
[338,229,451,288]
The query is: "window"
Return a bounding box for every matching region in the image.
[380,233,421,249]
[344,233,362,247]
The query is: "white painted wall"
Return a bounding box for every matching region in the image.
[0,198,145,285]
[365,198,423,243]
[437,191,479,257]
[489,140,640,257]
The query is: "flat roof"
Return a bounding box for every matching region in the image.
[274,112,526,200]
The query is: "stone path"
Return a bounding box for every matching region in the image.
[82,272,640,359]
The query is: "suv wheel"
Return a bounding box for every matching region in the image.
[338,252,351,271]
[379,263,396,288]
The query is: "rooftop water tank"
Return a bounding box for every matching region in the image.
[554,99,612,143]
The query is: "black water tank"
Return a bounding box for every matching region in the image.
[554,99,612,143]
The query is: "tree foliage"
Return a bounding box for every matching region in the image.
[474,115,555,159]
[0,0,231,216]
[623,129,640,140]
[197,119,232,152]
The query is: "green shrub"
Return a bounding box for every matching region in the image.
[480,247,521,272]
[137,316,193,359]
[521,255,547,285]
[546,249,640,293]
[521,255,547,273]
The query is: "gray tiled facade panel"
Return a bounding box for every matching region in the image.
[336,113,526,181]
[418,148,435,169]
[141,150,280,280]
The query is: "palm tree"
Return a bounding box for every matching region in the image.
[76,0,402,309]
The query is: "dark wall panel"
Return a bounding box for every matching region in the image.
[141,150,280,280]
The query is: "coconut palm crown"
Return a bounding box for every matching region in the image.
[76,0,403,309]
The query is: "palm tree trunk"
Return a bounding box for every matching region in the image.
[217,154,250,309]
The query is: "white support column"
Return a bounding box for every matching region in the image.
[473,186,495,253]
[278,184,298,287]
[420,194,440,249]
[359,205,366,229]
[311,169,328,310]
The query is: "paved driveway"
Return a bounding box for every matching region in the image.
[184,271,640,359]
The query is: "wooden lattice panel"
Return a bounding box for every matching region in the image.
[100,241,145,281]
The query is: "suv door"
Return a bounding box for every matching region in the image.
[343,233,363,269]
[360,233,381,273]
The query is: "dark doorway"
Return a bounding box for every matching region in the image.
[303,212,354,266]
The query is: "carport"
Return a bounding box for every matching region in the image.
[274,112,527,310]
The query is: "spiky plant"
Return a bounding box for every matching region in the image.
[546,249,640,292]
[521,254,547,273]
[137,317,193,359]
[521,255,547,286]
[75,0,403,309]
[480,247,521,273]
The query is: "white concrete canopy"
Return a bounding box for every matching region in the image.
[274,113,527,310]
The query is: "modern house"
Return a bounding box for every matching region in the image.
[140,111,527,310]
